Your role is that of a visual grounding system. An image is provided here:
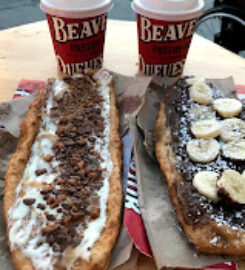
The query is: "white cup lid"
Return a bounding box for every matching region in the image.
[132,0,204,21]
[40,0,113,18]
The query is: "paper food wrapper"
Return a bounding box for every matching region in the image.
[131,76,245,269]
[0,72,151,270]
[1,74,244,270]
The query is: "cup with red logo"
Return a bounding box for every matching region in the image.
[132,0,204,79]
[40,0,113,75]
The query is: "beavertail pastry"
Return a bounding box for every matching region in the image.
[155,77,245,255]
[4,70,122,270]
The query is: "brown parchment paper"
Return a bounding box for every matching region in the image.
[2,74,244,270]
[0,95,39,269]
[0,94,37,137]
[131,77,245,269]
[0,72,151,270]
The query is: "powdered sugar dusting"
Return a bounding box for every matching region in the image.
[167,77,245,230]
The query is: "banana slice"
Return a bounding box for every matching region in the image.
[213,98,242,118]
[191,120,221,139]
[193,171,220,202]
[217,170,245,204]
[187,139,220,163]
[221,118,245,140]
[222,140,245,160]
[220,118,245,142]
[189,82,213,105]
[190,104,216,121]
[186,77,205,86]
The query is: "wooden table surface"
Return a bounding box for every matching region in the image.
[0,19,245,102]
[1,19,245,270]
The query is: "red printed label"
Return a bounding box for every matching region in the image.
[137,14,197,77]
[46,13,107,75]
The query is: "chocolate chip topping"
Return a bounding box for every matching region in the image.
[43,155,53,162]
[46,214,56,221]
[23,198,36,206]
[38,75,108,252]
[165,77,245,228]
[37,203,46,210]
[35,168,47,176]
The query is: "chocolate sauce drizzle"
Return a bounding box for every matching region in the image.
[165,77,245,228]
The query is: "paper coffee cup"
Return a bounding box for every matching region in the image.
[40,0,113,75]
[132,0,204,78]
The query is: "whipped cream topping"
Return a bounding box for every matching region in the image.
[8,71,113,270]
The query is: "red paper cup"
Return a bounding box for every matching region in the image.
[40,0,113,75]
[46,13,107,75]
[132,0,204,79]
[136,14,197,77]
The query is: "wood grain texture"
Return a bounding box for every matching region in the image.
[1,18,245,269]
[0,20,245,102]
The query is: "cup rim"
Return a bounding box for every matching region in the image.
[40,1,113,19]
[131,0,204,21]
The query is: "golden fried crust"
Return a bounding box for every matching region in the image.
[155,102,245,256]
[4,77,122,269]
[4,90,43,270]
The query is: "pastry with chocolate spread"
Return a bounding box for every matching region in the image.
[4,70,122,270]
[155,76,245,255]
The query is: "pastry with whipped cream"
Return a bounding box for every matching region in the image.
[4,70,122,270]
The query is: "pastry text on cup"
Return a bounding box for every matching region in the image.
[139,54,185,77]
[56,54,103,75]
[140,16,197,43]
[52,15,107,43]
